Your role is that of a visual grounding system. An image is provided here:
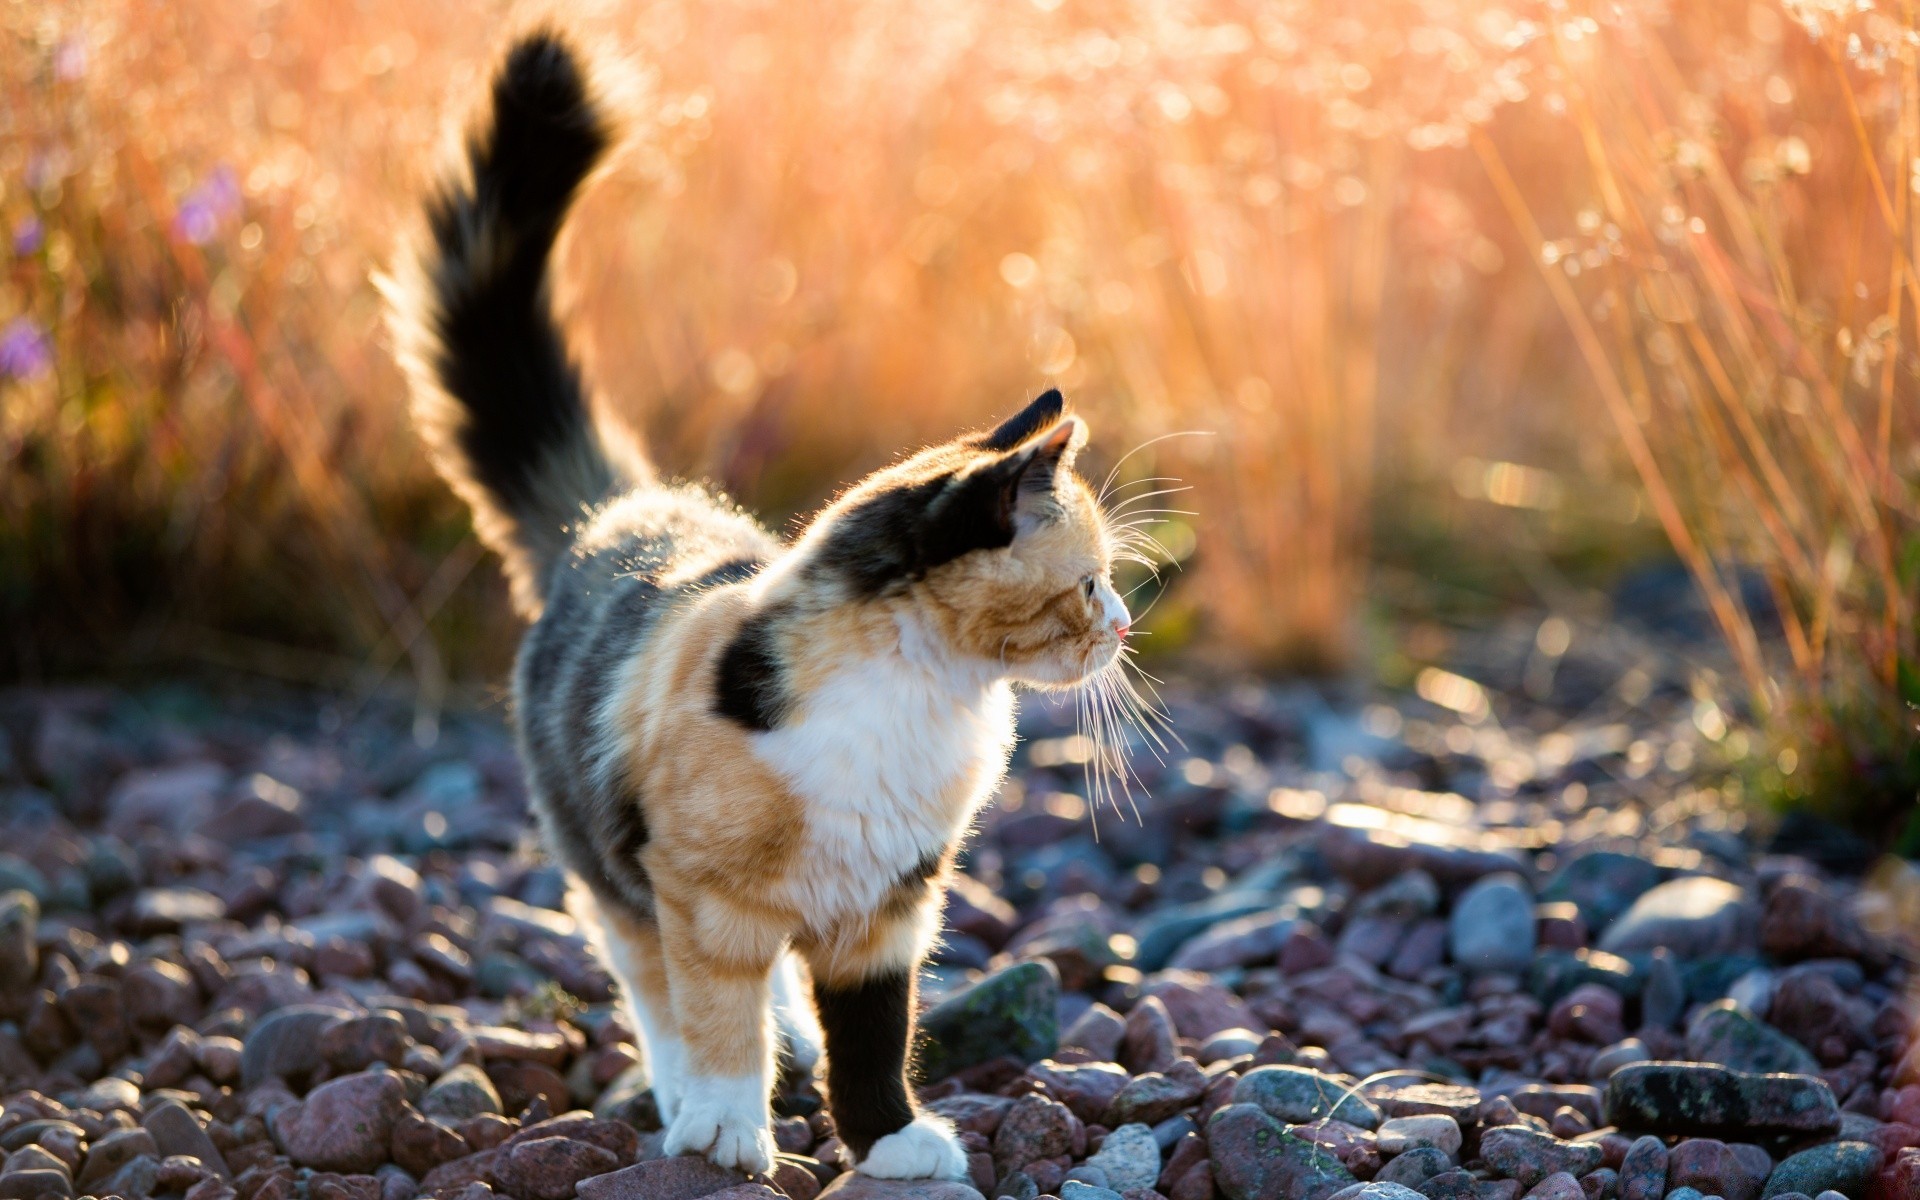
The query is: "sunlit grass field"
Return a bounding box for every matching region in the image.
[2,0,1914,830]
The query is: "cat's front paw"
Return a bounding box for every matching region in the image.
[662,1076,775,1175]
[857,1114,970,1181]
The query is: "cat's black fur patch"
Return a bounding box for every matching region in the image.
[816,462,1024,598]
[714,611,790,731]
[423,31,615,538]
[813,969,918,1158]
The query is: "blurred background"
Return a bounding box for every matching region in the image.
[0,0,1914,842]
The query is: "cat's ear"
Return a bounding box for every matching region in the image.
[997,413,1087,537]
[979,389,1066,451]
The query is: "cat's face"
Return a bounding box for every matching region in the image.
[803,390,1130,687]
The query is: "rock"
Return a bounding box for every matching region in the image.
[1684,1002,1819,1075]
[927,1095,1014,1138]
[1667,1139,1763,1200]
[1602,1063,1839,1138]
[1367,1084,1481,1124]
[1121,996,1179,1074]
[1478,1127,1605,1189]
[1521,1175,1583,1200]
[75,1128,157,1190]
[1376,1147,1451,1187]
[1549,985,1628,1047]
[1061,1184,1123,1200]
[1168,912,1297,971]
[1205,1103,1356,1200]
[1617,1135,1667,1200]
[993,1094,1074,1173]
[1062,1005,1127,1061]
[144,1099,232,1180]
[1591,1040,1653,1081]
[320,1012,412,1072]
[1759,878,1876,964]
[496,1136,621,1200]
[1029,1060,1130,1124]
[918,962,1059,1083]
[1329,1187,1426,1200]
[1759,1142,1880,1199]
[1318,821,1525,888]
[391,1111,470,1176]
[107,762,228,832]
[128,886,226,933]
[0,889,37,992]
[1233,1066,1381,1130]
[1132,898,1273,973]
[0,1170,74,1200]
[1140,975,1257,1040]
[1376,1117,1460,1158]
[1598,878,1757,959]
[242,1004,345,1088]
[1082,1124,1160,1192]
[1105,1061,1207,1126]
[1767,971,1869,1063]
[272,1071,409,1173]
[1450,874,1538,975]
[1641,952,1687,1032]
[1411,1170,1476,1200]
[815,1174,986,1200]
[428,1063,508,1119]
[1540,854,1663,938]
[123,959,200,1031]
[575,1157,746,1200]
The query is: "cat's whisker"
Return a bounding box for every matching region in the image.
[1093,430,1214,504]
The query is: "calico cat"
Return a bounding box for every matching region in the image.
[384,31,1131,1181]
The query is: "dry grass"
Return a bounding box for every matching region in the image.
[2,0,1914,827]
[1477,0,1920,839]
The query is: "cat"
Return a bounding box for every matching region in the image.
[383,31,1131,1181]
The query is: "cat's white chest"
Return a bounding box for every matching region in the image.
[752,656,1015,921]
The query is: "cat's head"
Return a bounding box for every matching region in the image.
[798,389,1129,687]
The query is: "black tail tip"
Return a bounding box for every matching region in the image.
[475,29,612,221]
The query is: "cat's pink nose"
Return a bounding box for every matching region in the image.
[1113,619,1130,639]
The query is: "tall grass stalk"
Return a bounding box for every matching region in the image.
[1482,0,1919,839]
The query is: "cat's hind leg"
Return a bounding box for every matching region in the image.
[771,951,823,1077]
[573,890,687,1122]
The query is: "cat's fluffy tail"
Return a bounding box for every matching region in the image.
[384,30,639,617]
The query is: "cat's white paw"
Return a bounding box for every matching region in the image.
[663,1075,774,1175]
[857,1114,970,1181]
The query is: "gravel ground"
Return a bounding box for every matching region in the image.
[0,615,1915,1200]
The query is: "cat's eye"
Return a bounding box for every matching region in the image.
[1083,575,1097,599]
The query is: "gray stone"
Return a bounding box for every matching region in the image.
[1375,1147,1451,1187]
[1477,1127,1604,1189]
[1760,1143,1881,1199]
[424,1063,506,1119]
[144,1099,232,1180]
[1206,1103,1355,1200]
[1541,853,1663,934]
[1080,1123,1160,1193]
[1598,878,1757,959]
[241,1004,346,1088]
[1602,1063,1838,1139]
[1233,1065,1381,1129]
[918,961,1059,1082]
[1449,873,1536,975]
[1684,1003,1819,1076]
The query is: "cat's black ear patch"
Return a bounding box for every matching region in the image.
[979,389,1065,451]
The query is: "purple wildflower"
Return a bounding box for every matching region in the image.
[173,164,242,245]
[0,317,53,381]
[13,217,43,256]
